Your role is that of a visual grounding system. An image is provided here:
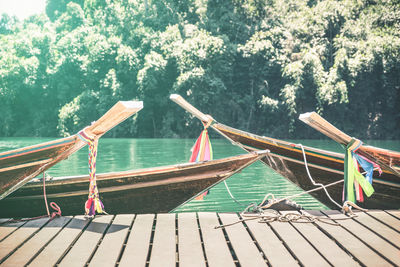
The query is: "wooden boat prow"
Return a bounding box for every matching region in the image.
[0,101,143,200]
[0,150,269,217]
[171,94,400,209]
[299,111,400,175]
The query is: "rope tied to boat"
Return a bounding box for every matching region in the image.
[215,208,355,229]
[42,172,62,220]
[78,130,107,217]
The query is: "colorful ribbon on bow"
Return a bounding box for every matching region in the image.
[78,130,106,216]
[343,138,377,203]
[190,122,213,200]
[189,123,213,163]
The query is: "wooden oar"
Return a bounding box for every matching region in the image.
[299,112,400,177]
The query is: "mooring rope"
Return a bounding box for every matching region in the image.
[215,208,355,229]
[298,143,343,209]
[0,172,61,225]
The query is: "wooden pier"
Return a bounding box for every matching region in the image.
[0,210,399,266]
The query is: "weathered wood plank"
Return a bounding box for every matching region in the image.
[198,212,235,267]
[268,212,330,267]
[1,216,71,266]
[244,214,299,267]
[367,210,400,232]
[149,213,176,267]
[119,214,155,267]
[58,215,113,267]
[0,217,48,262]
[88,214,134,266]
[305,210,390,266]
[29,216,90,267]
[353,211,400,248]
[322,210,400,266]
[219,213,266,267]
[0,220,25,242]
[386,210,400,220]
[285,211,358,266]
[178,213,206,267]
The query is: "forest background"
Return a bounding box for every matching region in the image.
[0,0,399,139]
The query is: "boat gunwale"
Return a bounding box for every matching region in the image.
[0,136,77,160]
[22,151,268,188]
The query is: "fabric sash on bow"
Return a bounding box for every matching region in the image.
[343,138,376,203]
[189,123,213,163]
[78,130,106,216]
[190,122,213,200]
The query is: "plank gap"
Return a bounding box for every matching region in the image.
[175,213,179,266]
[0,217,50,264]
[144,214,157,267]
[54,217,93,265]
[321,210,396,266]
[195,212,209,267]
[266,219,302,266]
[375,210,400,233]
[353,213,400,250]
[238,213,269,266]
[85,215,116,266]
[24,216,74,266]
[287,219,333,266]
[216,213,239,265]
[115,214,137,266]
[0,220,28,243]
[385,210,400,220]
[309,218,364,265]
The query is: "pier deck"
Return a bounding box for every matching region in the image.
[0,210,399,266]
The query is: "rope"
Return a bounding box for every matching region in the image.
[215,209,353,229]
[298,143,343,209]
[223,180,247,207]
[78,130,107,216]
[0,172,61,225]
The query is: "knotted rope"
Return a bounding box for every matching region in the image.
[78,130,107,216]
[0,172,61,225]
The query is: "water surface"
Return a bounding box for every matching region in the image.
[1,137,398,212]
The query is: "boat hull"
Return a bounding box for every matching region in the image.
[0,152,266,217]
[215,123,400,209]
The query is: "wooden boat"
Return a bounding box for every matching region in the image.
[0,101,143,200]
[170,94,400,209]
[0,151,268,217]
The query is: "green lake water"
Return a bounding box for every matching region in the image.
[1,137,399,213]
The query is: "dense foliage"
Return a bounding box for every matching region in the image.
[0,0,399,139]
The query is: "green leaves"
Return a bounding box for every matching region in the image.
[0,0,398,139]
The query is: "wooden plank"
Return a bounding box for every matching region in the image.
[178,213,206,267]
[198,212,235,267]
[119,214,155,267]
[268,213,330,267]
[0,217,48,262]
[305,210,390,266]
[322,210,400,266]
[149,213,176,267]
[219,213,266,267]
[283,211,358,266]
[0,220,25,242]
[29,216,90,267]
[244,215,299,267]
[1,216,71,266]
[352,211,400,248]
[386,210,400,220]
[88,214,134,266]
[367,210,400,232]
[58,215,113,267]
